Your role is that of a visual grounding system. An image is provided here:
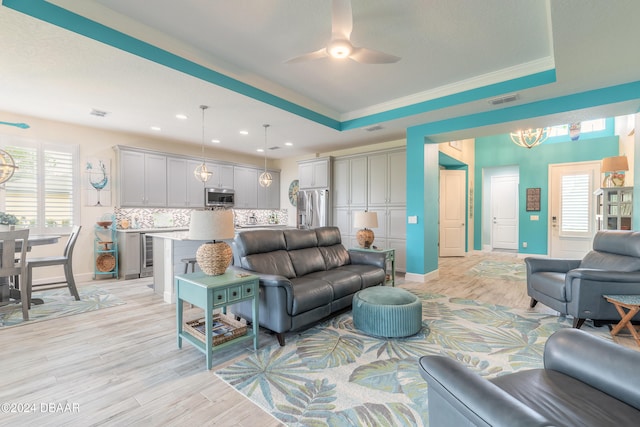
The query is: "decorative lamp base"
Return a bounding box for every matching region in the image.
[196,241,232,275]
[356,228,375,249]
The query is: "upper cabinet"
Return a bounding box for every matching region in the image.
[167,158,206,208]
[119,149,167,207]
[368,150,406,206]
[334,156,367,208]
[298,157,332,189]
[233,166,258,209]
[116,146,279,209]
[207,162,234,189]
[257,170,280,209]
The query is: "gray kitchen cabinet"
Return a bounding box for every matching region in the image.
[257,170,280,209]
[119,149,167,207]
[167,157,206,208]
[117,231,141,279]
[333,156,367,208]
[298,157,331,189]
[206,162,234,189]
[233,166,258,208]
[368,150,406,206]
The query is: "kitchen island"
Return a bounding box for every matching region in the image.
[149,225,293,303]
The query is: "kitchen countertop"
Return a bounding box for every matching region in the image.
[116,227,188,233]
[147,225,296,241]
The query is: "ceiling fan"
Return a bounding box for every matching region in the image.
[286,0,400,64]
[0,121,30,129]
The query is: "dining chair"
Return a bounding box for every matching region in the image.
[0,228,30,320]
[26,225,81,306]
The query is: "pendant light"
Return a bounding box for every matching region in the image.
[259,124,273,187]
[194,105,212,183]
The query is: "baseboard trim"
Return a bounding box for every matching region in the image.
[405,269,439,283]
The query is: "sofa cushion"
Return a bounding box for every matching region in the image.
[289,247,327,277]
[491,368,640,427]
[284,229,318,250]
[235,229,286,255]
[580,250,640,272]
[242,250,296,279]
[592,230,640,258]
[289,277,333,315]
[306,269,361,299]
[338,264,386,288]
[319,244,351,270]
[530,271,567,300]
[316,226,342,246]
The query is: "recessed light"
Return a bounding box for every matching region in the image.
[256,148,264,152]
[176,114,188,120]
[211,139,220,144]
[240,130,249,135]
[150,126,161,131]
[284,142,293,146]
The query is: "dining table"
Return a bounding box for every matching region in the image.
[0,233,61,303]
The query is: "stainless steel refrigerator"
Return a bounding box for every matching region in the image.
[297,189,330,229]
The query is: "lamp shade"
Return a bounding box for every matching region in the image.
[601,156,629,173]
[188,209,235,241]
[353,211,378,229]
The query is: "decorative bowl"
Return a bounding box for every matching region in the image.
[96,221,113,228]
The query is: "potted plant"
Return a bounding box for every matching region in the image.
[0,212,18,229]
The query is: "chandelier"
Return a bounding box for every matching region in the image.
[193,105,213,183]
[259,124,273,187]
[0,149,18,184]
[510,128,549,149]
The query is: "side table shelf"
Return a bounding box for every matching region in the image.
[176,270,259,370]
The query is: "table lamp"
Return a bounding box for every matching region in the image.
[354,211,378,249]
[601,155,629,187]
[188,209,235,275]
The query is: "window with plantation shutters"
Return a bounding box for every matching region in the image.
[560,173,591,236]
[2,140,79,234]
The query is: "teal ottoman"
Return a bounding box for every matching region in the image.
[352,286,423,338]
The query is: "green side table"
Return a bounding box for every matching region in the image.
[350,247,395,286]
[176,270,259,369]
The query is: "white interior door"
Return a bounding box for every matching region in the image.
[549,161,599,258]
[491,175,519,250]
[439,169,466,256]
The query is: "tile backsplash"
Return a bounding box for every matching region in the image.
[115,207,289,229]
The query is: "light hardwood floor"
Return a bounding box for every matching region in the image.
[0,252,635,426]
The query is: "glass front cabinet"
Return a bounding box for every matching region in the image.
[595,187,633,231]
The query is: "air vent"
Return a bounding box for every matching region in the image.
[268,146,281,150]
[488,94,519,106]
[365,125,384,132]
[90,109,108,117]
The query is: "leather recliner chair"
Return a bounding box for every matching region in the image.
[526,230,640,328]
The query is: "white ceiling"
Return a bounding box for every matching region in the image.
[0,0,638,159]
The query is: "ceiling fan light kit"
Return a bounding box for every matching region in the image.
[286,0,400,64]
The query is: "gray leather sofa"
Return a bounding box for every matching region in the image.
[419,328,640,426]
[526,230,640,328]
[230,226,387,345]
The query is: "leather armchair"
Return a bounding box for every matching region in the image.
[526,230,640,328]
[418,328,640,426]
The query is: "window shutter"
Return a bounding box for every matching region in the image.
[560,173,591,234]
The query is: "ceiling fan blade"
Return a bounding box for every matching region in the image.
[0,121,30,129]
[350,47,401,64]
[285,47,329,64]
[331,0,353,40]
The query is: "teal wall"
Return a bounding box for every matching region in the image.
[474,133,619,254]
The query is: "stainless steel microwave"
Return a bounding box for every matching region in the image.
[205,188,235,207]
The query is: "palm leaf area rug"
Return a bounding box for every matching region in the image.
[216,291,610,427]
[466,259,526,282]
[0,285,124,327]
